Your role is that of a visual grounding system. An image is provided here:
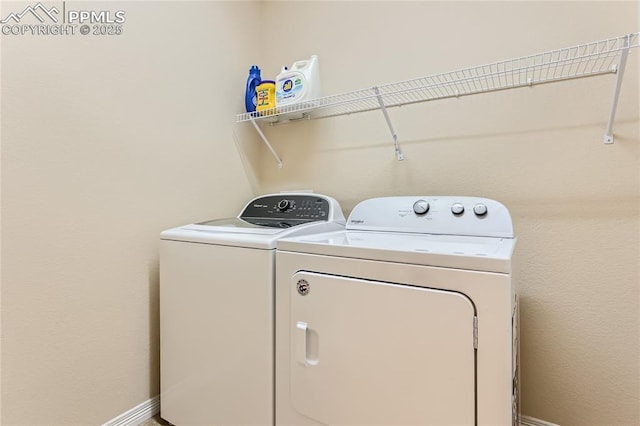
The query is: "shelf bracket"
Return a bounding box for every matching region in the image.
[604,34,631,144]
[250,118,283,168]
[374,87,404,161]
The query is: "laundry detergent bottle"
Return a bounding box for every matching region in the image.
[275,55,321,109]
[245,65,262,113]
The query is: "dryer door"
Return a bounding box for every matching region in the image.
[290,271,476,425]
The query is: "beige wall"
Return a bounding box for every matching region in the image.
[245,1,639,425]
[1,1,258,424]
[1,1,639,425]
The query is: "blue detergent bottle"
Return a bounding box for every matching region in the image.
[245,65,262,113]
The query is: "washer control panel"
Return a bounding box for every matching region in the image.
[241,195,332,223]
[347,196,513,238]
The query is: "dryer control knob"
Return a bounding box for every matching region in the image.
[451,203,465,215]
[473,203,488,216]
[277,199,292,211]
[413,200,430,215]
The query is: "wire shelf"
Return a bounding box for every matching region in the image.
[237,32,638,165]
[236,32,638,124]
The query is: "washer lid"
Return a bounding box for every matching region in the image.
[161,220,346,249]
[178,218,291,235]
[277,230,515,273]
[194,218,315,233]
[159,193,346,249]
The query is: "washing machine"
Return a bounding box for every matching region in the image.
[275,196,519,426]
[160,193,345,426]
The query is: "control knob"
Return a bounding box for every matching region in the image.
[277,199,292,212]
[451,203,465,215]
[413,200,430,215]
[473,203,488,216]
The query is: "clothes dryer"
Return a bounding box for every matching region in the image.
[275,196,519,426]
[160,193,345,426]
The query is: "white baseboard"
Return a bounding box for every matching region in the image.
[521,414,560,426]
[101,395,160,426]
[100,399,551,426]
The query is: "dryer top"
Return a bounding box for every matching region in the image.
[276,196,515,273]
[346,196,513,238]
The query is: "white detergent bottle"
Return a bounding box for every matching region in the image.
[275,55,321,112]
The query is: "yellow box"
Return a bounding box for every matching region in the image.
[255,80,276,114]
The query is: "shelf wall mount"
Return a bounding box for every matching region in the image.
[249,118,283,168]
[604,33,632,144]
[374,86,404,161]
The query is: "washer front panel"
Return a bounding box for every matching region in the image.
[160,240,273,425]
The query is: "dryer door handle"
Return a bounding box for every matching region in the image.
[295,321,309,366]
[295,321,319,367]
